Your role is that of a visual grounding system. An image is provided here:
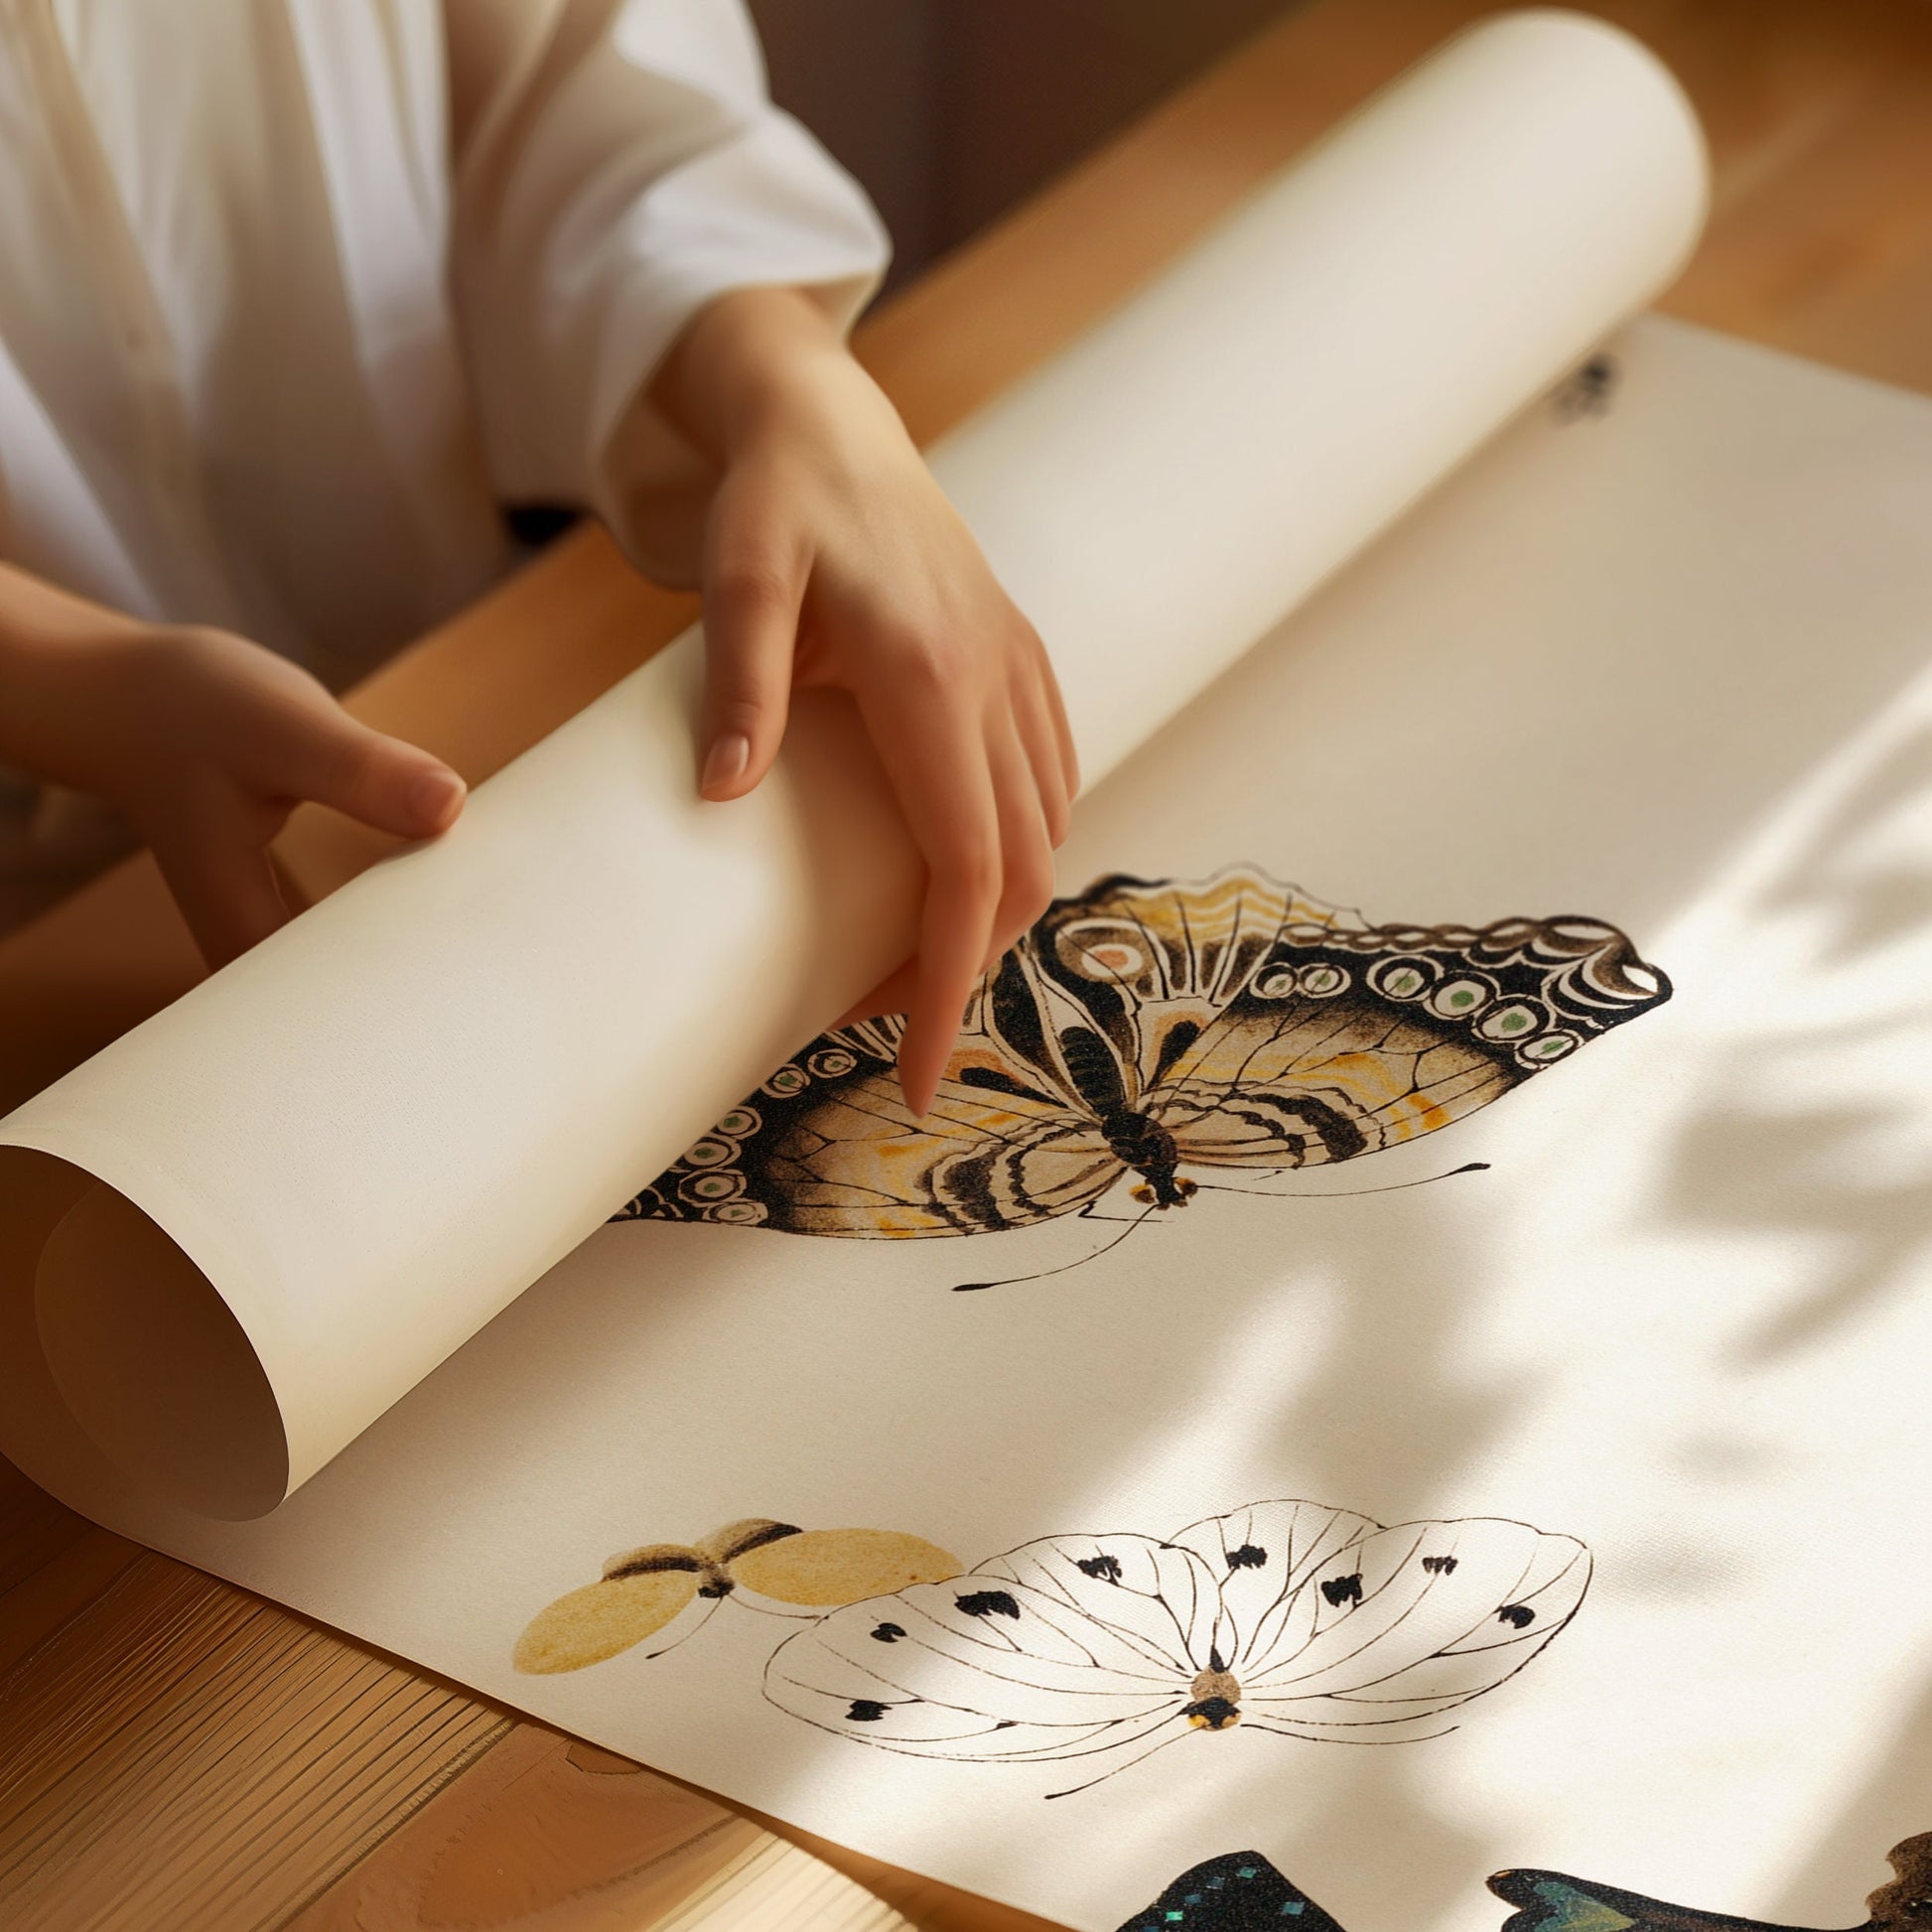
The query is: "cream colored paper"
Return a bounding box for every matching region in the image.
[32,311,1932,1932]
[0,11,1707,1517]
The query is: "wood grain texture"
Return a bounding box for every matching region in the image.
[5,3,1932,1927]
[0,1558,509,1931]
[284,1728,916,1932]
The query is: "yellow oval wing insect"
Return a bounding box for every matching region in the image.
[730,1528,963,1607]
[513,1560,700,1674]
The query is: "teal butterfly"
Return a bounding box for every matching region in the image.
[1487,1838,1932,1932]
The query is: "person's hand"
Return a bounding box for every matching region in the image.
[0,568,466,966]
[653,289,1079,1116]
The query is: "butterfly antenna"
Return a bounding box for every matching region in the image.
[640,1593,724,1661]
[1044,1723,1189,1800]
[1189,1160,1490,1202]
[953,1202,1160,1293]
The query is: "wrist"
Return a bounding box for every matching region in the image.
[654,286,906,468]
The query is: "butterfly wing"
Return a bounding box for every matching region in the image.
[1173,1498,1387,1664]
[1116,1853,1347,1932]
[1485,1869,1846,1932]
[980,1529,1228,1676]
[729,1528,965,1609]
[621,1017,1120,1236]
[1031,867,1346,1104]
[512,1565,703,1674]
[762,1534,1215,1761]
[1222,1514,1590,1738]
[1155,911,1670,1173]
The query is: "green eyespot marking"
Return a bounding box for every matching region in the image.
[1433,977,1490,1017]
[683,1140,732,1167]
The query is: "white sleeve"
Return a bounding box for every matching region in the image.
[445,0,891,584]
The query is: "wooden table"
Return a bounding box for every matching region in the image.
[7,2,1932,1926]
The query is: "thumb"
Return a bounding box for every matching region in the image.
[700,536,802,801]
[276,698,466,839]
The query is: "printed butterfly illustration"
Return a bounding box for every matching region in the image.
[1116,1850,1337,1931]
[513,1517,963,1675]
[762,1497,1589,1798]
[1489,1835,1932,1932]
[1112,1835,1932,1932]
[618,868,1669,1255]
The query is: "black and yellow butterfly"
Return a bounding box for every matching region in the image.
[619,866,1669,1243]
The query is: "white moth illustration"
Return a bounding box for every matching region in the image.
[763,1499,1589,1797]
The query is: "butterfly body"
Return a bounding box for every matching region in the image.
[621,868,1670,1243]
[1183,1662,1243,1730]
[602,1517,801,1603]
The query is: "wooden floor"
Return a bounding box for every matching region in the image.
[7,2,1932,1927]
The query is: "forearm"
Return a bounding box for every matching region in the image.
[0,565,149,790]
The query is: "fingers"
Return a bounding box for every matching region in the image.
[834,958,919,1028]
[865,668,1064,1116]
[984,714,1056,969]
[868,697,1004,1118]
[1012,662,1074,850]
[838,710,1056,1055]
[700,495,804,800]
[149,813,292,969]
[1012,622,1079,808]
[257,687,466,838]
[1034,644,1080,802]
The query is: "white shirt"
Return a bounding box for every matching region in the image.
[0,0,889,691]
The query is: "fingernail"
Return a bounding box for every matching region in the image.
[411,768,466,828]
[702,733,751,796]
